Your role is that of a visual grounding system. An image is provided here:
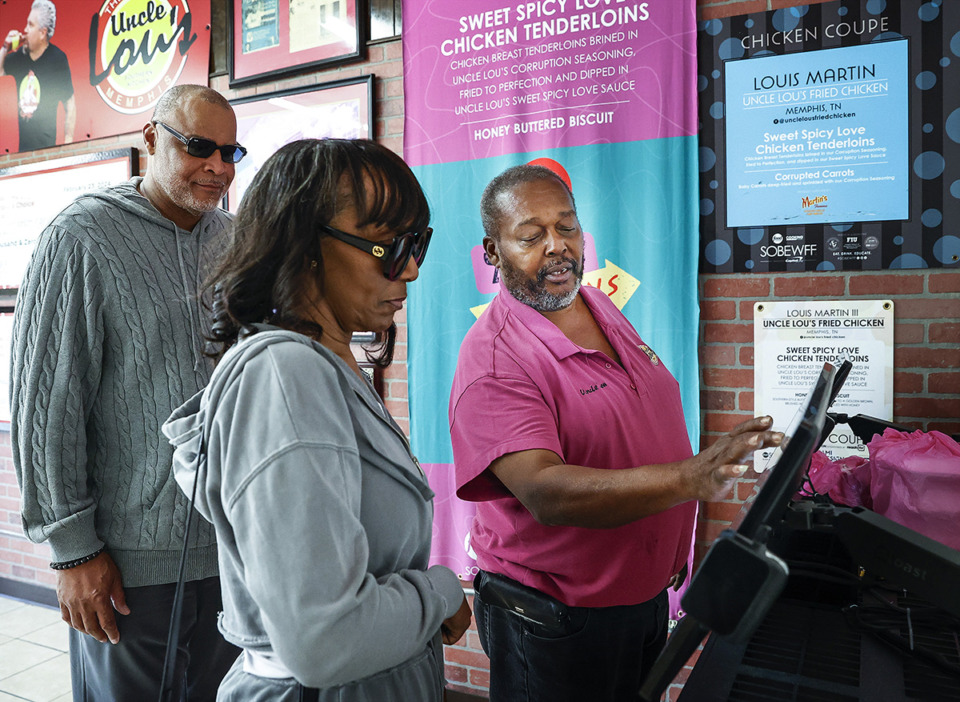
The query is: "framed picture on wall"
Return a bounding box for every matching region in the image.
[229,0,363,87]
[0,148,139,290]
[227,75,374,212]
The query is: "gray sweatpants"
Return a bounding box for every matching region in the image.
[68,577,239,701]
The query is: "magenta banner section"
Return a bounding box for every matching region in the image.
[403,1,697,167]
[423,463,478,581]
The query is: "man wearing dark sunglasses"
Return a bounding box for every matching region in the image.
[140,91,245,230]
[12,84,240,701]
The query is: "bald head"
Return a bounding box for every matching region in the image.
[152,85,232,124]
[480,164,575,241]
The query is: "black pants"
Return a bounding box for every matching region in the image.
[474,570,668,702]
[68,577,239,702]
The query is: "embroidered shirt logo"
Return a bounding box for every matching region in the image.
[638,344,659,365]
[579,382,608,396]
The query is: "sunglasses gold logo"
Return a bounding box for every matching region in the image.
[372,245,386,257]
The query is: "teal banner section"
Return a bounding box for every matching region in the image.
[408,137,701,465]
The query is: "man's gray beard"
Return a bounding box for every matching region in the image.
[500,254,584,312]
[506,277,581,312]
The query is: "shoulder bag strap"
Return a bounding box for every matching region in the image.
[158,426,205,702]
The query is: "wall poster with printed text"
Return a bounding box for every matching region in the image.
[0,149,138,289]
[753,299,894,472]
[0,0,211,155]
[699,0,960,272]
[402,0,701,616]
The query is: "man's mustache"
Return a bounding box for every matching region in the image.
[535,257,582,284]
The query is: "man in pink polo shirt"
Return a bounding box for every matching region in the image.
[449,164,782,702]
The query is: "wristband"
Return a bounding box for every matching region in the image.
[50,546,106,571]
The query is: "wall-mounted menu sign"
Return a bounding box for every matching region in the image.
[753,299,894,471]
[699,0,960,272]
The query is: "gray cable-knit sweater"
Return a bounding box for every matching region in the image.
[10,176,228,587]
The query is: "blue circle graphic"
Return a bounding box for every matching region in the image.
[700,199,715,216]
[745,259,755,270]
[951,180,960,199]
[921,209,943,227]
[699,147,717,172]
[705,239,731,266]
[718,38,745,61]
[923,123,934,133]
[703,19,723,36]
[866,0,887,14]
[952,31,960,58]
[914,151,945,179]
[894,235,905,245]
[698,75,709,92]
[709,102,725,119]
[941,57,951,67]
[919,2,940,21]
[890,253,929,269]
[933,236,960,264]
[915,71,937,90]
[772,9,800,32]
[816,261,836,271]
[709,180,718,190]
[945,108,960,144]
[831,223,853,232]
[737,228,765,245]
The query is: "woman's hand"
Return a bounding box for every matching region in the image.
[441,593,472,644]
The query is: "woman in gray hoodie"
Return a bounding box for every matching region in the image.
[163,138,471,701]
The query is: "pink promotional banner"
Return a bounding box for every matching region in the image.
[403,1,701,620]
[403,0,697,167]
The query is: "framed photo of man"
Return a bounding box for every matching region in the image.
[228,0,363,87]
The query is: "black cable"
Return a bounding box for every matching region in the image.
[843,602,960,680]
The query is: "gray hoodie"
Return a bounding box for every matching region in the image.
[163,328,464,700]
[11,177,226,585]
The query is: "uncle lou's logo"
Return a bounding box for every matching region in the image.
[89,0,197,114]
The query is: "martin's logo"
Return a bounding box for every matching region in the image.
[802,194,828,211]
[89,0,198,114]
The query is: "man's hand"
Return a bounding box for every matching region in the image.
[441,593,473,645]
[56,551,130,644]
[685,416,783,503]
[2,30,20,53]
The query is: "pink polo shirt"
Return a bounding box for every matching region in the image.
[449,283,696,608]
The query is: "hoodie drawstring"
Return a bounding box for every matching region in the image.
[174,222,203,374]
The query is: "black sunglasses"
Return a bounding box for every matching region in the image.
[154,121,247,164]
[320,224,433,280]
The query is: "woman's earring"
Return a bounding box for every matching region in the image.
[310,260,318,269]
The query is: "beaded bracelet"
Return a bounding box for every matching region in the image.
[50,546,106,571]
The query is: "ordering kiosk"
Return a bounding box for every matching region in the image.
[640,363,960,702]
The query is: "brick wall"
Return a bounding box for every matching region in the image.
[2,1,958,699]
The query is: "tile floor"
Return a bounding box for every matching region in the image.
[0,595,71,702]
